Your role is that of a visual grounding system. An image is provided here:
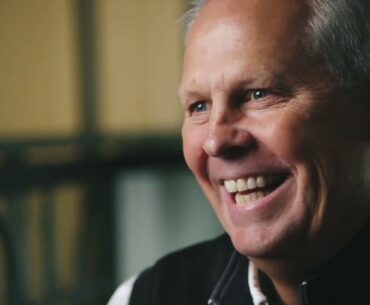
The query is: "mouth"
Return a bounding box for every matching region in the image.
[224,173,291,206]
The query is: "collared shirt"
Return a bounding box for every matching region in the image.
[248,261,269,305]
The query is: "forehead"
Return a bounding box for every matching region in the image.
[180,0,312,95]
[191,0,310,40]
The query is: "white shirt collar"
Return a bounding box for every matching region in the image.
[248,261,270,305]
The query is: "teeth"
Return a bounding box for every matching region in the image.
[224,180,237,193]
[224,174,285,205]
[235,191,268,205]
[224,175,273,193]
[236,179,248,192]
[256,176,266,188]
[247,177,257,190]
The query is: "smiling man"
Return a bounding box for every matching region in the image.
[109,0,370,304]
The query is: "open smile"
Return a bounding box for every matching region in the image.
[224,173,291,207]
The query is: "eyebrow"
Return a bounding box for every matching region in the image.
[178,72,289,102]
[178,77,256,102]
[178,90,202,103]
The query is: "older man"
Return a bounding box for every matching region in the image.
[109,0,370,304]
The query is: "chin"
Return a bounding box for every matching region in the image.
[226,214,310,259]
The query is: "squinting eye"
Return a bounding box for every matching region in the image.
[190,101,208,113]
[251,89,269,100]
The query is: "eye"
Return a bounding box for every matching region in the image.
[251,89,270,100]
[189,101,208,113]
[237,88,282,109]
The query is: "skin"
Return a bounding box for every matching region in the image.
[179,0,370,304]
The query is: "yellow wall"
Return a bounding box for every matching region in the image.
[0,0,81,137]
[0,0,186,138]
[97,0,186,134]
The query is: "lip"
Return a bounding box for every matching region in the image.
[222,174,294,224]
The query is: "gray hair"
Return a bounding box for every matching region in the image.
[182,0,207,44]
[183,0,370,88]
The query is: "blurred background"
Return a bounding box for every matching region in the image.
[0,1,223,305]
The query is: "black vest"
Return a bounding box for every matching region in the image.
[129,234,253,305]
[129,224,370,305]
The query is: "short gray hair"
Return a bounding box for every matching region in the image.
[182,0,207,44]
[183,0,370,88]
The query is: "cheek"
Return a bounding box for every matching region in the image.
[182,124,220,209]
[256,111,309,164]
[253,108,328,202]
[263,108,333,207]
[182,124,207,178]
[261,103,333,165]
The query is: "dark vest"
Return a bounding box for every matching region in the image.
[129,234,253,305]
[129,224,370,305]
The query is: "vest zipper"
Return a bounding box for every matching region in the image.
[299,281,309,305]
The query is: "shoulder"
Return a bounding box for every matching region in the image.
[129,234,233,305]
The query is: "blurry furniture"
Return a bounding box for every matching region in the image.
[0,135,183,305]
[0,0,186,303]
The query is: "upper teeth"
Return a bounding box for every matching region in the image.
[224,176,268,193]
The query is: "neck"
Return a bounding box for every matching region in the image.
[251,257,306,305]
[271,279,300,305]
[248,215,370,305]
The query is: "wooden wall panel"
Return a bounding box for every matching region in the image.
[97,0,186,134]
[0,0,81,137]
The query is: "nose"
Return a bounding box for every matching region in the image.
[202,109,254,158]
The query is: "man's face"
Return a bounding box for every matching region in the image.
[180,0,370,259]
